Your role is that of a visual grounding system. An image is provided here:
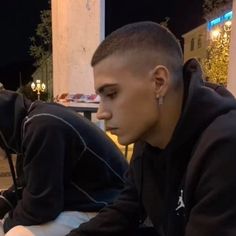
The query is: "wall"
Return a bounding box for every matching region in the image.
[51,0,105,97]
[227,0,236,95]
[182,23,208,62]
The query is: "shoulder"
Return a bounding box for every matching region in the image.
[200,110,236,146]
[25,102,85,129]
[22,108,84,143]
[187,109,236,175]
[186,110,236,186]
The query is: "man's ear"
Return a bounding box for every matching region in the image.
[150,65,170,98]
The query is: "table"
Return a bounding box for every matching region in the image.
[59,101,98,120]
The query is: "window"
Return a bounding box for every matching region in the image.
[198,35,202,48]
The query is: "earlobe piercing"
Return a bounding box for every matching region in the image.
[158,96,164,105]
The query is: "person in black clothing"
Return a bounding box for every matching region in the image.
[66,22,236,236]
[0,90,128,236]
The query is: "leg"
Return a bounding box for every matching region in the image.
[5,211,97,236]
[133,227,160,236]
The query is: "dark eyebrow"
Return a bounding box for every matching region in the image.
[96,84,117,95]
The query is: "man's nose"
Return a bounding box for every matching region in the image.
[96,104,111,120]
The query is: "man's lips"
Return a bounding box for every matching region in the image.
[106,127,119,133]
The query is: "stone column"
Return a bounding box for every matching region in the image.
[227,0,236,96]
[51,0,105,97]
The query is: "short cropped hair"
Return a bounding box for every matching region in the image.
[91,21,183,80]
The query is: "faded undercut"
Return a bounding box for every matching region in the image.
[91,21,184,85]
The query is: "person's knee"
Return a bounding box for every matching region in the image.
[5,225,35,236]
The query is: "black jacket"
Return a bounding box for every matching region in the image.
[68,59,236,236]
[0,91,128,232]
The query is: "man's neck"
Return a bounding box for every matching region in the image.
[146,89,183,149]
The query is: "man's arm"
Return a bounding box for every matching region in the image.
[0,187,16,219]
[3,118,67,231]
[67,166,143,236]
[0,158,24,219]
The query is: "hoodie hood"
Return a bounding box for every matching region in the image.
[139,58,236,159]
[166,58,236,180]
[171,58,236,150]
[161,58,236,230]
[135,58,236,230]
[0,90,31,153]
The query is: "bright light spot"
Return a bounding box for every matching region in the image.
[225,20,232,27]
[211,29,221,40]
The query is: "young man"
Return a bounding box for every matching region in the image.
[67,22,236,236]
[0,90,128,236]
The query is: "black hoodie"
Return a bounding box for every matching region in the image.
[67,59,236,236]
[0,91,128,233]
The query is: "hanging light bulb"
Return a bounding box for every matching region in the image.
[211,28,221,41]
[224,20,232,32]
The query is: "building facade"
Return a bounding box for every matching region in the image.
[182,23,208,63]
[182,8,233,61]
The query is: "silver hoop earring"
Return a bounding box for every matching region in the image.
[158,96,164,105]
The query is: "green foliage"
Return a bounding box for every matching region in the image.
[203,0,232,19]
[203,0,228,14]
[201,26,231,86]
[29,1,52,66]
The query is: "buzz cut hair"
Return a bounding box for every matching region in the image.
[91,21,183,78]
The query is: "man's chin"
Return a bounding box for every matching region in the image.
[117,136,134,146]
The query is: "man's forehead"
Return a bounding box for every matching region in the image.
[93,55,126,84]
[93,53,127,72]
[94,50,159,75]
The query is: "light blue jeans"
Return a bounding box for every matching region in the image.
[0,211,96,236]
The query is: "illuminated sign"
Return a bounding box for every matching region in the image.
[208,11,233,30]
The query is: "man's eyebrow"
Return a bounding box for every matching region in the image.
[96,84,117,94]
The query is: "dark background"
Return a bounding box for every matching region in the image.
[0,0,205,90]
[0,1,49,90]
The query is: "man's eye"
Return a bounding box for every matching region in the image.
[106,92,117,99]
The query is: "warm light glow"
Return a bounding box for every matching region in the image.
[31,80,46,100]
[211,28,221,40]
[225,20,232,27]
[224,20,232,31]
[41,83,46,91]
[31,82,36,90]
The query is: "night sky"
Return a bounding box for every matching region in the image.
[0,0,49,90]
[0,0,205,90]
[106,0,205,38]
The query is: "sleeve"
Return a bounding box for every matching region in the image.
[0,184,23,219]
[185,127,236,236]
[66,165,144,236]
[0,190,14,219]
[0,155,24,219]
[3,117,68,231]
